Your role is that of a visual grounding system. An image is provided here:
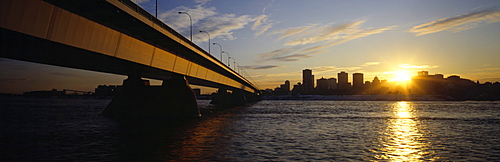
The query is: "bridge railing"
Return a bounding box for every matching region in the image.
[116,0,259,91]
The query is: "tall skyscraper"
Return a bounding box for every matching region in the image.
[353,73,364,89]
[303,69,314,94]
[337,71,349,90]
[278,80,291,94]
[284,80,290,92]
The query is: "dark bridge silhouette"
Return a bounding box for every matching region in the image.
[1,0,261,119]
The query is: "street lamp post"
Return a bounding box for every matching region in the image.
[222,51,230,66]
[199,31,210,54]
[236,62,241,74]
[178,12,192,41]
[231,58,240,73]
[213,43,223,61]
[229,57,236,69]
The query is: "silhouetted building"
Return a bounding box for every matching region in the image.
[368,76,382,94]
[23,89,65,97]
[285,80,291,91]
[411,71,444,95]
[418,71,428,76]
[303,69,314,94]
[364,81,371,91]
[353,73,364,89]
[372,76,380,86]
[281,80,291,93]
[23,89,93,96]
[292,82,303,95]
[337,71,350,90]
[261,88,274,96]
[316,77,337,94]
[317,77,329,90]
[327,78,337,90]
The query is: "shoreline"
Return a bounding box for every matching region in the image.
[263,95,451,101]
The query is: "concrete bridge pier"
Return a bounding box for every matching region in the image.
[245,92,262,103]
[210,88,248,106]
[103,74,200,120]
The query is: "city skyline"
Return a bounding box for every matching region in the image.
[264,68,498,100]
[268,69,468,92]
[1,0,500,94]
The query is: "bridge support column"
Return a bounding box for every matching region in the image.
[245,91,262,103]
[103,74,200,120]
[210,88,247,106]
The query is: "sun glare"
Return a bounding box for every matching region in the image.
[393,70,411,82]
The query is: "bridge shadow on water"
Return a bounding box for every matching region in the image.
[113,101,256,161]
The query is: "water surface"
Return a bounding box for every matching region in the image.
[1,98,499,161]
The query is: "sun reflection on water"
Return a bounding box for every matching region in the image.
[375,101,428,161]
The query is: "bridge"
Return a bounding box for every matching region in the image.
[1,0,261,119]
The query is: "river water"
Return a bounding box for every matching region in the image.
[1,98,499,161]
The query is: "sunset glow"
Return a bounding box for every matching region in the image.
[392,70,412,82]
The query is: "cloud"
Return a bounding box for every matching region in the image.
[311,66,337,72]
[253,71,300,79]
[258,20,395,63]
[269,53,313,62]
[269,25,316,40]
[251,15,276,36]
[409,7,500,36]
[194,14,253,40]
[257,45,325,62]
[399,64,438,69]
[262,0,275,13]
[336,66,362,71]
[297,44,331,54]
[254,24,274,37]
[325,25,397,47]
[284,21,365,46]
[283,21,396,47]
[131,0,149,4]
[471,67,500,72]
[252,15,267,30]
[258,46,303,60]
[194,0,211,4]
[361,62,380,66]
[240,65,280,70]
[160,5,217,30]
[160,5,272,41]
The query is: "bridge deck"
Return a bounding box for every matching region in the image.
[0,0,259,93]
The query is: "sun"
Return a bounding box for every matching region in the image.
[393,70,411,82]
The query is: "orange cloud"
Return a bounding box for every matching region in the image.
[410,7,500,36]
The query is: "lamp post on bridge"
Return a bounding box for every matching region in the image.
[229,56,237,70]
[222,51,230,66]
[213,43,223,61]
[233,61,240,74]
[199,31,210,54]
[178,12,192,41]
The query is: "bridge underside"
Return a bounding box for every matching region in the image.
[1,28,222,89]
[0,0,258,93]
[1,0,261,119]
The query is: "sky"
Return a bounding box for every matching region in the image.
[1,0,500,94]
